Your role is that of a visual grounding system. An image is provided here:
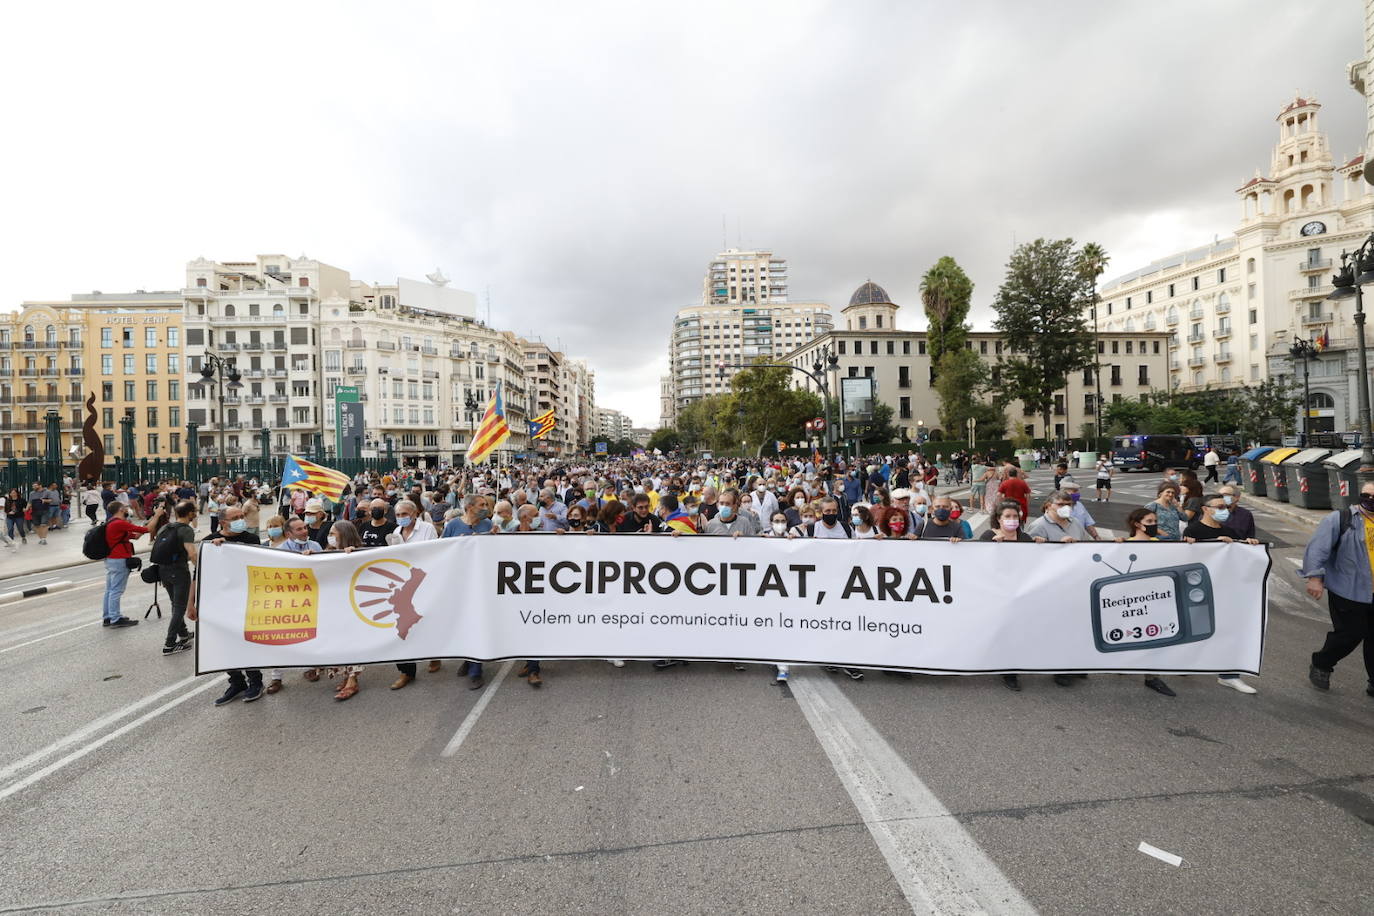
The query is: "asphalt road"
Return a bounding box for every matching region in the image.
[1,469,1371,915]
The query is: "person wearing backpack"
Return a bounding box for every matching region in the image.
[1302,481,1374,697]
[101,502,149,629]
[150,501,197,655]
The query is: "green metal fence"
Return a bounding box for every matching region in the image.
[0,455,400,493]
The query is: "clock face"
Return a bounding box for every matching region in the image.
[1301,221,1327,236]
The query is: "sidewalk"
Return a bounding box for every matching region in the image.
[0,514,213,579]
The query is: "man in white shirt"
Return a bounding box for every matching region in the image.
[1025,494,1089,542]
[1203,446,1221,483]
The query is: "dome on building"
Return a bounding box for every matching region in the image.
[848,281,893,307]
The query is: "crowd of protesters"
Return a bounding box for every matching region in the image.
[71,443,1297,708]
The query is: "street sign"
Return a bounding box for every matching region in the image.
[595,441,608,455]
[812,417,826,431]
[334,385,360,458]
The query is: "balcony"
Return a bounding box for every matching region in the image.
[1215,300,1230,314]
[64,394,84,403]
[268,368,287,378]
[1169,360,1181,370]
[242,342,264,352]
[1215,352,1233,363]
[243,395,266,405]
[1291,285,1334,300]
[268,395,290,404]
[345,340,367,349]
[1186,332,1205,343]
[16,341,58,350]
[346,365,367,375]
[0,368,11,376]
[219,343,239,351]
[40,368,58,377]
[420,346,438,356]
[243,369,265,379]
[1109,376,1123,387]
[268,341,287,351]
[1189,309,1204,320]
[1302,312,1334,326]
[1165,313,1179,325]
[18,369,37,377]
[1213,325,1232,340]
[1300,257,1333,273]
[64,368,82,376]
[376,341,397,351]
[1187,356,1207,368]
[423,370,439,379]
[1168,337,1179,349]
[17,394,59,403]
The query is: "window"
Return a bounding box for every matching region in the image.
[122,328,133,348]
[145,328,157,348]
[167,354,179,373]
[146,407,158,428]
[1309,274,1320,289]
[101,354,113,375]
[169,406,180,427]
[1125,340,1134,353]
[1249,309,1257,325]
[979,340,988,354]
[918,340,927,355]
[1248,283,1256,300]
[1250,364,1260,381]
[899,396,911,420]
[1138,365,1149,385]
[1153,341,1160,354]
[124,381,136,400]
[101,328,113,348]
[1111,341,1119,354]
[145,354,157,374]
[869,340,878,355]
[898,366,911,388]
[1167,284,1174,298]
[858,316,867,330]
[146,380,158,401]
[886,340,894,355]
[1219,267,1227,283]
[1192,276,1200,291]
[1146,291,1153,303]
[876,315,884,329]
[169,380,179,401]
[848,366,859,378]
[123,354,135,375]
[170,433,180,453]
[838,341,846,355]
[167,327,179,347]
[1084,394,1096,415]
[102,408,113,428]
[1110,365,1122,386]
[902,340,911,355]
[102,382,113,401]
[1250,333,1258,350]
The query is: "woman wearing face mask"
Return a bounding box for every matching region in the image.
[262,514,288,548]
[979,502,1037,690]
[789,503,818,538]
[851,504,880,539]
[1115,507,1177,697]
[304,520,368,700]
[784,488,810,528]
[764,511,791,538]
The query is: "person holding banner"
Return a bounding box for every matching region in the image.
[1119,507,1177,698]
[1181,495,1261,695]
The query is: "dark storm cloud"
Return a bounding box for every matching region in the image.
[0,1,1364,425]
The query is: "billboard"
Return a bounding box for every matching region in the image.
[335,385,362,458]
[840,376,876,425]
[397,278,477,319]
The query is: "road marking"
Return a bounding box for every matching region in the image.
[0,677,219,802]
[0,675,200,785]
[0,579,101,608]
[0,621,99,654]
[790,668,1035,915]
[1287,557,1302,567]
[440,660,514,758]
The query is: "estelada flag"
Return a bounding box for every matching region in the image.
[282,455,350,501]
[467,383,511,464]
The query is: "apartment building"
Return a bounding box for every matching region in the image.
[785,282,1169,442]
[703,248,789,306]
[1095,96,1374,431]
[1,292,185,461]
[595,407,634,441]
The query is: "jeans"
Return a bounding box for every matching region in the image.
[5,517,23,539]
[103,558,131,623]
[160,563,192,646]
[227,669,264,690]
[1312,589,1374,680]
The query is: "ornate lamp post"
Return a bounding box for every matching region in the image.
[1288,336,1317,445]
[199,352,241,472]
[1326,239,1374,482]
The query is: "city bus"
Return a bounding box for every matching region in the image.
[1110,434,1198,472]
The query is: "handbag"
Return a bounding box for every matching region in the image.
[125,556,143,571]
[140,563,160,584]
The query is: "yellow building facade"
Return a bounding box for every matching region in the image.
[0,292,185,462]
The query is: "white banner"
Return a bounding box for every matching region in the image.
[194,536,1271,675]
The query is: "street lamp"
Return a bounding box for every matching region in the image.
[1288,336,1317,445]
[1325,238,1374,482]
[199,351,242,470]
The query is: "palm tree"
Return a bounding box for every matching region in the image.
[919,257,974,370]
[1078,243,1111,441]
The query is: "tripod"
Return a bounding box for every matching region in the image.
[144,580,163,619]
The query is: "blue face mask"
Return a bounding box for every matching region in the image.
[719,505,734,520]
[1212,509,1230,523]
[397,516,413,527]
[267,527,283,538]
[228,519,247,533]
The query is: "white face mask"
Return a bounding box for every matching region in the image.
[1056,505,1073,519]
[327,533,339,547]
[771,521,787,535]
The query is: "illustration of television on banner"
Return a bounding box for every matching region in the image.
[1089,553,1215,652]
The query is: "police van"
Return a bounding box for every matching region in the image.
[1111,434,1198,472]
[1189,435,1243,459]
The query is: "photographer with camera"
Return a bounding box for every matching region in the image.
[100,500,151,629]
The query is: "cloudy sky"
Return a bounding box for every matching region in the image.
[1,1,1365,426]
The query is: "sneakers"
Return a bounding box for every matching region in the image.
[1002,674,1021,692]
[1308,664,1331,691]
[1144,676,1176,697]
[527,672,542,688]
[108,617,138,628]
[609,659,625,668]
[775,666,789,682]
[1217,675,1257,694]
[214,684,246,706]
[242,684,264,702]
[162,634,193,655]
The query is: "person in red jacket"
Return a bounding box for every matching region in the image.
[998,466,1032,520]
[102,501,155,628]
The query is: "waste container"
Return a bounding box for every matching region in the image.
[1282,448,1334,510]
[1261,447,1301,503]
[1238,446,1276,498]
[1324,449,1366,509]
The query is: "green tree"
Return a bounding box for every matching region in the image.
[1078,242,1110,436]
[675,395,736,452]
[933,347,1007,437]
[1239,376,1303,441]
[730,361,823,455]
[992,238,1100,439]
[646,427,681,453]
[920,256,973,369]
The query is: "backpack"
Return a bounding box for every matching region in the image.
[149,523,187,565]
[1331,507,1353,557]
[82,523,111,560]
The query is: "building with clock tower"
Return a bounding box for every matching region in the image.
[1093,95,1374,434]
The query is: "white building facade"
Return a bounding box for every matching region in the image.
[1094,97,1374,432]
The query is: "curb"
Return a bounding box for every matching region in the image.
[0,580,74,605]
[0,539,154,579]
[1246,496,1326,530]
